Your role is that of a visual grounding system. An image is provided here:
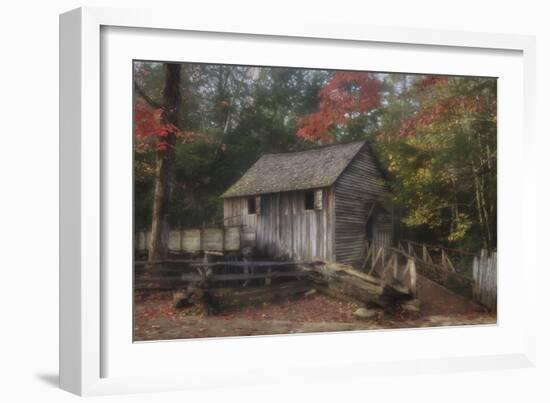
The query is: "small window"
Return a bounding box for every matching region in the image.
[304,191,315,210]
[247,197,256,214]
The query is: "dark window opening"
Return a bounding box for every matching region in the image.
[305,191,315,210]
[248,197,256,214]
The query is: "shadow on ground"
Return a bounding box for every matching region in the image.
[35,373,59,388]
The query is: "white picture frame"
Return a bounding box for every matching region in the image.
[59,6,537,396]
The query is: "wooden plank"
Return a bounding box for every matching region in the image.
[202,228,223,251]
[314,189,323,210]
[182,229,201,252]
[423,245,434,264]
[472,249,497,311]
[444,252,456,273]
[407,241,418,258]
[209,271,306,282]
[135,259,200,266]
[168,230,181,251]
[137,231,147,250]
[441,249,448,271]
[406,239,478,257]
[299,263,384,301]
[361,242,373,271]
[368,247,383,275]
[223,226,240,251]
[138,271,310,283]
[265,266,272,285]
[188,261,308,268]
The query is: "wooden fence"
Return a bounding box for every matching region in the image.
[134,260,307,290]
[135,226,241,253]
[135,259,313,311]
[135,258,416,309]
[360,240,418,297]
[472,250,497,311]
[363,240,497,311]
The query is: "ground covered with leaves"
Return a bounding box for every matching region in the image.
[134,280,495,341]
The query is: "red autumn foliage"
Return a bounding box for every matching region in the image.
[134,99,226,153]
[398,96,476,137]
[134,99,186,152]
[297,71,380,143]
[416,74,449,89]
[397,76,495,138]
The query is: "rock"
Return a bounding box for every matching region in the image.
[353,307,380,319]
[187,284,205,304]
[173,290,191,308]
[305,289,317,297]
[402,298,421,312]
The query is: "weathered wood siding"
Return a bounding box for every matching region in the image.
[334,145,387,264]
[372,214,393,251]
[256,188,335,261]
[223,197,258,246]
[223,188,335,261]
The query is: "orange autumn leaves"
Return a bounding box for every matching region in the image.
[297,72,380,143]
[135,71,492,151]
[297,73,495,143]
[397,75,496,138]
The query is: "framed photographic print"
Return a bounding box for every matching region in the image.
[60,6,537,396]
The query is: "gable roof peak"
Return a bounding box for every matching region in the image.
[221,141,368,198]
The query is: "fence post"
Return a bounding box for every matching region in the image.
[265,266,272,286]
[472,255,479,299]
[408,258,417,298]
[422,245,432,263]
[472,249,496,312]
[492,251,497,311]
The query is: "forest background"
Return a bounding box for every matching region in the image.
[134,62,497,254]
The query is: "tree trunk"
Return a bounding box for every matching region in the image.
[148,64,181,266]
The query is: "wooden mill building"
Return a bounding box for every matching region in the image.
[221,141,393,264]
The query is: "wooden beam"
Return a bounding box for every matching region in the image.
[443,252,456,273]
[368,247,383,275]
[422,245,431,263]
[361,241,373,271]
[407,241,418,258]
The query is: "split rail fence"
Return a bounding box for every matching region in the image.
[134,259,307,290]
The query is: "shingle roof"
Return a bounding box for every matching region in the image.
[221,141,367,198]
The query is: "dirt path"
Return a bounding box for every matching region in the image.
[416,274,487,315]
